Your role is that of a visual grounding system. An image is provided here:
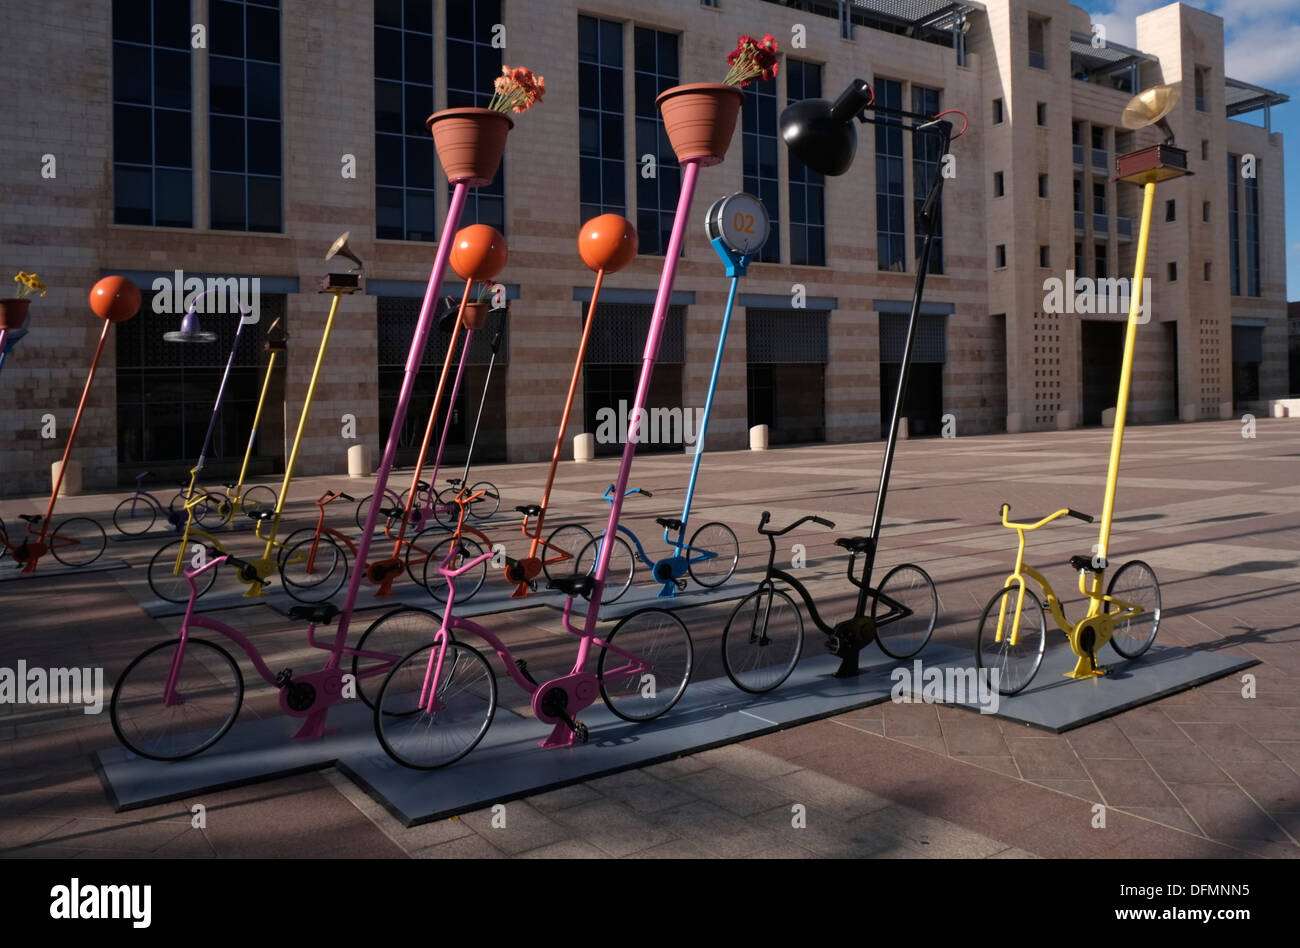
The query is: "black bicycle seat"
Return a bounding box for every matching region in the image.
[224,482,237,489]
[447,478,463,486]
[247,509,276,521]
[547,574,595,599]
[378,506,404,519]
[17,514,41,524]
[656,517,683,532]
[835,536,874,554]
[287,603,341,625]
[416,480,430,491]
[138,471,153,481]
[516,504,542,517]
[1069,554,1106,573]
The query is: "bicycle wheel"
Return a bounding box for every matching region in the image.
[721,585,804,694]
[375,641,497,769]
[355,489,401,533]
[1106,560,1161,659]
[873,563,938,660]
[975,585,1047,697]
[352,606,447,710]
[172,489,223,529]
[423,536,486,604]
[467,481,500,521]
[277,527,312,560]
[279,534,348,603]
[540,524,593,583]
[110,638,244,761]
[50,517,106,567]
[0,517,6,560]
[575,533,635,604]
[687,521,739,588]
[148,538,219,603]
[113,497,158,536]
[241,485,277,514]
[404,525,449,588]
[433,488,461,530]
[598,608,693,721]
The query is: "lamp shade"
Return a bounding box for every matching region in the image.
[779,79,874,177]
[163,309,217,344]
[435,296,463,333]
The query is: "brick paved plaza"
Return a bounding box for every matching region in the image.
[1,419,1297,859]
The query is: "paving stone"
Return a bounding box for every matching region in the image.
[548,799,677,858]
[456,802,571,855]
[671,767,791,817]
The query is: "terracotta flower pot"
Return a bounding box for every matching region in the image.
[655,83,745,167]
[0,298,30,330]
[427,107,514,188]
[463,301,489,330]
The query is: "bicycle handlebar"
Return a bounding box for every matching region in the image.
[1000,503,1094,529]
[438,545,495,579]
[758,511,837,536]
[604,485,651,500]
[185,550,228,580]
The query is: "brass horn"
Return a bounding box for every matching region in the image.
[326,231,365,272]
[1121,83,1180,142]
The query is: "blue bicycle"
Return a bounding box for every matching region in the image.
[576,484,739,604]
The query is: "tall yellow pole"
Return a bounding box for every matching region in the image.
[233,349,280,496]
[1096,180,1156,563]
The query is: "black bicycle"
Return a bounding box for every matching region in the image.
[719,511,937,693]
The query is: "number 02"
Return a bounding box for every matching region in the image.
[732,212,755,234]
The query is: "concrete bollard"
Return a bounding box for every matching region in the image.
[574,432,595,462]
[1272,402,1289,419]
[1180,403,1198,423]
[897,418,909,440]
[1101,407,1116,427]
[1056,410,1074,430]
[749,424,769,450]
[347,444,371,477]
[52,459,82,497]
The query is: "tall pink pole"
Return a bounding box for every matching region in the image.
[579,159,701,639]
[334,184,470,642]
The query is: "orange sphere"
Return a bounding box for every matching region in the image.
[449,224,508,282]
[578,215,638,273]
[89,275,142,323]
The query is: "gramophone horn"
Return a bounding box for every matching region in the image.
[1121,83,1180,141]
[326,231,365,271]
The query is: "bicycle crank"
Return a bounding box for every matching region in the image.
[825,614,875,678]
[1065,616,1112,680]
[533,673,598,749]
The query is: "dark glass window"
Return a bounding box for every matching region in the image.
[446,0,505,232]
[742,74,780,262]
[1227,154,1241,296]
[912,85,943,274]
[1244,160,1260,297]
[874,78,905,272]
[787,60,825,266]
[634,27,680,255]
[210,0,282,232]
[578,14,625,223]
[112,0,193,227]
[375,0,436,240]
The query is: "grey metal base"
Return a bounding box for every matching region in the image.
[261,574,560,619]
[894,641,1258,732]
[0,557,130,583]
[547,571,764,622]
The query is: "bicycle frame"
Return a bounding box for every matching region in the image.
[596,485,720,597]
[222,320,286,521]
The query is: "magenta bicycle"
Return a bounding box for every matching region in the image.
[109,552,442,761]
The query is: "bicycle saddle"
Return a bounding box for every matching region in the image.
[835,536,874,554]
[224,482,237,489]
[447,478,463,486]
[1069,554,1106,573]
[415,480,430,491]
[17,514,41,524]
[656,517,683,532]
[378,506,404,519]
[547,574,595,599]
[137,471,153,481]
[287,603,341,625]
[247,509,276,521]
[516,504,542,517]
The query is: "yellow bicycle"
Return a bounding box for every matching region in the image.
[974,503,1160,696]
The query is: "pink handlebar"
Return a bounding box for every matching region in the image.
[184,551,228,581]
[438,545,495,579]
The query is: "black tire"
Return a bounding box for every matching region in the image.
[279,533,349,604]
[433,487,461,530]
[467,481,500,521]
[113,497,158,536]
[352,606,448,710]
[540,524,593,583]
[1106,560,1161,659]
[374,641,497,769]
[148,538,219,603]
[597,608,693,722]
[277,527,313,561]
[171,489,226,529]
[686,521,739,588]
[355,489,402,533]
[975,585,1047,697]
[721,585,804,694]
[111,638,244,761]
[404,525,450,588]
[50,517,106,567]
[422,535,486,604]
[873,563,938,660]
[0,517,7,560]
[575,533,635,604]
[240,485,277,514]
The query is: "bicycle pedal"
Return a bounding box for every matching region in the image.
[574,721,589,744]
[675,579,688,591]
[515,659,538,687]
[274,669,293,687]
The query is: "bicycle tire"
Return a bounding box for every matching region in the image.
[111,637,244,761]
[721,585,804,694]
[873,563,937,660]
[352,606,448,710]
[148,538,219,603]
[576,533,635,604]
[240,485,277,514]
[113,497,158,536]
[975,585,1047,697]
[355,489,402,534]
[1106,560,1161,659]
[404,525,449,588]
[50,517,106,567]
[467,481,500,521]
[279,533,349,604]
[597,608,693,722]
[540,524,593,584]
[433,488,461,530]
[686,521,739,588]
[423,535,486,604]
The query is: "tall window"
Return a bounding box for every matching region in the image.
[112,0,193,227]
[742,74,780,262]
[634,28,680,255]
[1028,16,1047,69]
[578,15,625,223]
[210,0,282,232]
[874,78,905,272]
[787,60,825,266]
[447,0,505,231]
[1244,161,1260,297]
[375,1,436,240]
[912,85,943,275]
[1227,154,1241,296]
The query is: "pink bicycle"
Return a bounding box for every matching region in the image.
[110,552,442,761]
[373,545,693,769]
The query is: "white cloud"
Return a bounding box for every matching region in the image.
[1222,22,1300,86]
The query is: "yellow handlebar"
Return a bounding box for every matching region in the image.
[1001,505,1077,532]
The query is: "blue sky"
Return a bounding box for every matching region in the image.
[1091,0,1299,301]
